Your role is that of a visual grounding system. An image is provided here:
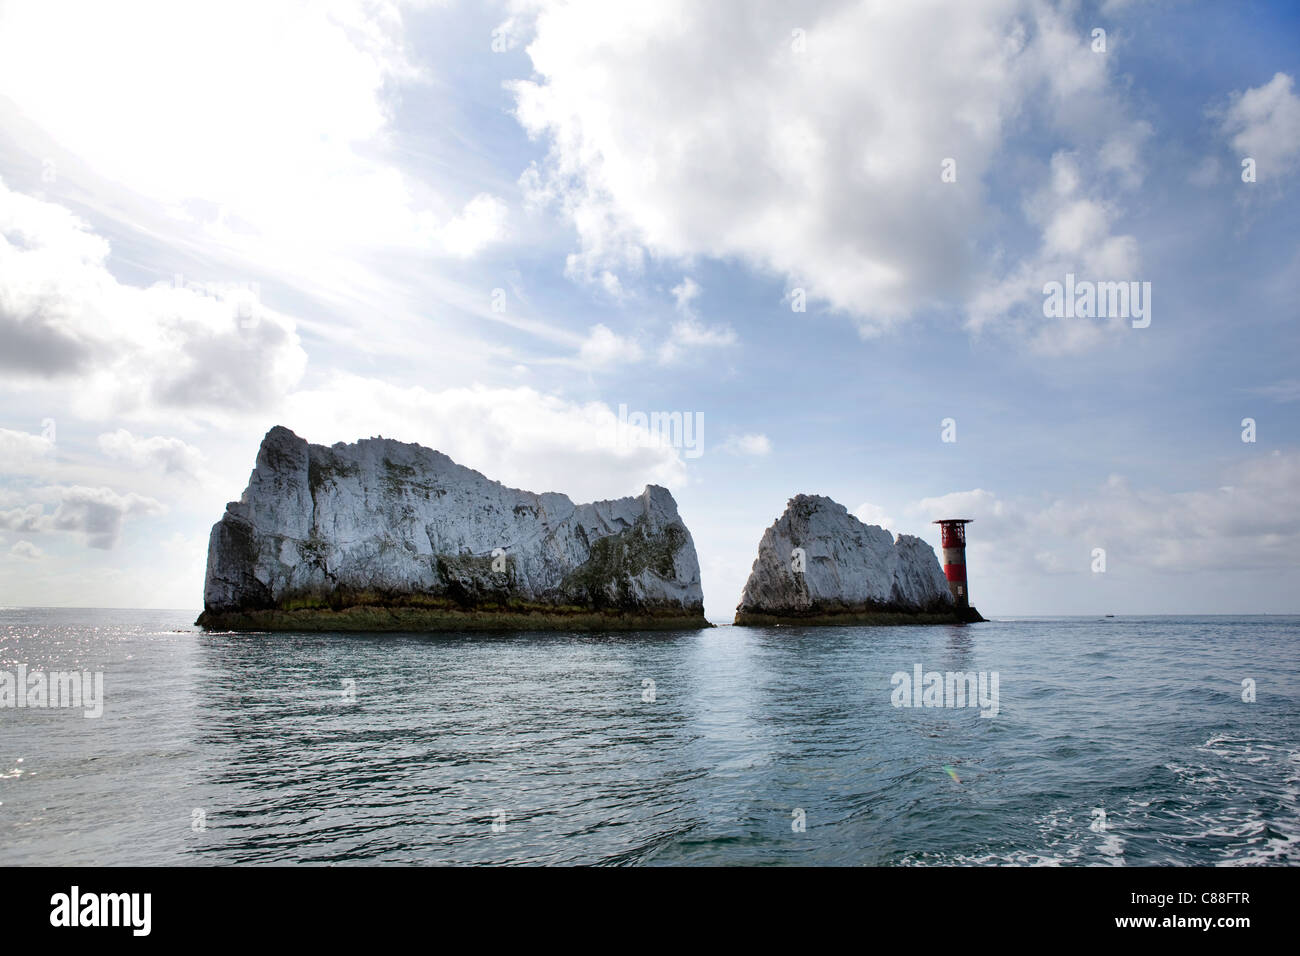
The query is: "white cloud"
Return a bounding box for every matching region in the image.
[280,373,689,501]
[578,323,643,368]
[0,427,53,472]
[0,504,45,534]
[967,151,1143,354]
[1219,72,1300,181]
[720,433,772,457]
[0,485,166,549]
[1098,121,1153,189]
[0,0,445,251]
[658,316,738,364]
[1249,379,1300,403]
[0,180,307,421]
[659,279,737,363]
[432,193,510,257]
[911,451,1300,576]
[853,502,897,531]
[97,430,205,479]
[512,0,1146,336]
[671,277,702,315]
[8,540,43,561]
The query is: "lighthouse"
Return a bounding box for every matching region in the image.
[933,518,983,621]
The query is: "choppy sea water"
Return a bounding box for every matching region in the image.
[0,608,1296,866]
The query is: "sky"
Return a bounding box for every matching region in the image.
[0,0,1297,620]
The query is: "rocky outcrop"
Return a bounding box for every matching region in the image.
[734,494,977,625]
[197,426,707,631]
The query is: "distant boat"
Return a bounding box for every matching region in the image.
[1104,614,1115,618]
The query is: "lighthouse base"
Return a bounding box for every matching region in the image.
[955,605,986,623]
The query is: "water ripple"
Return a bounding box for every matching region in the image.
[0,609,1296,865]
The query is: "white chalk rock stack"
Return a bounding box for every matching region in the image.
[734,494,954,625]
[199,426,706,630]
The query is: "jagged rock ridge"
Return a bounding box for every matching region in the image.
[198,426,707,630]
[734,494,968,625]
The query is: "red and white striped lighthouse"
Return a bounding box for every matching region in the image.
[932,518,973,609]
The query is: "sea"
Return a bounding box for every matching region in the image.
[0,608,1295,866]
